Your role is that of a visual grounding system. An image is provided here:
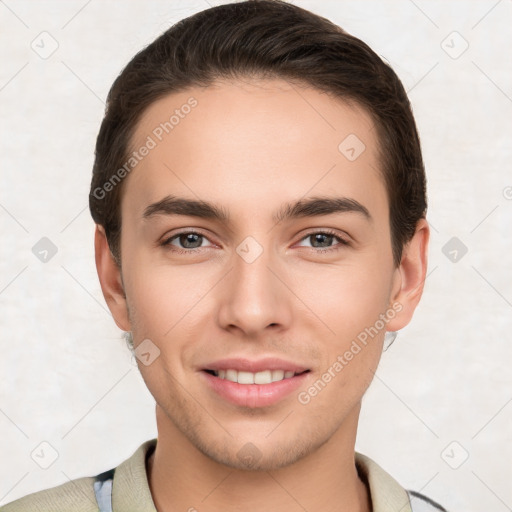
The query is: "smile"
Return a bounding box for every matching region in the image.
[201,363,311,407]
[205,369,307,385]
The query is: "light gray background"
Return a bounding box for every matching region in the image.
[1,1,511,510]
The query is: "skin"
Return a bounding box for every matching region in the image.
[95,78,429,512]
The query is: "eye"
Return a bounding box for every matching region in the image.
[161,230,214,254]
[160,228,350,255]
[296,229,349,253]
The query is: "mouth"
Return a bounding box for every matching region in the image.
[203,368,310,384]
[200,358,311,408]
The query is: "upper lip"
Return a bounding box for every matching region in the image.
[202,357,309,374]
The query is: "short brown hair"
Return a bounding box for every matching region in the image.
[89,0,427,267]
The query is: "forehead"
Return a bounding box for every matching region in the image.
[123,78,386,223]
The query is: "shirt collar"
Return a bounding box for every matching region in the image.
[355,452,412,512]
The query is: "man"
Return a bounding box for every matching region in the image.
[1,1,447,510]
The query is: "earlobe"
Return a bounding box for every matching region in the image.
[386,218,430,332]
[94,225,131,331]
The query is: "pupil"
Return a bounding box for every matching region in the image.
[314,233,332,248]
[182,233,201,248]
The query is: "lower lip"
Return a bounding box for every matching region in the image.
[201,371,310,408]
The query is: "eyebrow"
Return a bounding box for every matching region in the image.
[142,195,372,224]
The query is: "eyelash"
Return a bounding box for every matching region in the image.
[160,229,349,255]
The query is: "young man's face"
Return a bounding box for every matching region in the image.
[97,78,427,471]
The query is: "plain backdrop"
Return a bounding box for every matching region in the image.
[1,1,511,510]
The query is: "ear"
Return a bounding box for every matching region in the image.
[385,218,430,331]
[94,224,131,331]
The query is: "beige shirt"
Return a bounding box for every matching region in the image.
[1,438,417,512]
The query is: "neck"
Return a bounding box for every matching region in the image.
[147,403,371,512]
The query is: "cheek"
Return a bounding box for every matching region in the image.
[291,259,393,339]
[296,266,388,410]
[123,253,217,345]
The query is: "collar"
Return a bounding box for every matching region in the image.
[355,452,412,512]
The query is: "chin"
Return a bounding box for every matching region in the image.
[196,433,321,472]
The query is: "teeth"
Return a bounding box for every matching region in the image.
[237,371,254,384]
[212,369,299,384]
[226,369,237,382]
[254,370,272,384]
[271,370,284,382]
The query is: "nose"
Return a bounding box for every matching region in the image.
[216,239,292,338]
